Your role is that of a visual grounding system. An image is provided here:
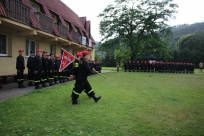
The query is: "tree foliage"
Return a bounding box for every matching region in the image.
[176,30,204,66]
[98,0,178,59]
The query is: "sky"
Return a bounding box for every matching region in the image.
[61,0,204,42]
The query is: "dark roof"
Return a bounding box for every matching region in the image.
[1,0,95,44]
[22,0,41,29]
[0,2,7,17]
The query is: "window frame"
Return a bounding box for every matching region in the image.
[72,49,75,56]
[26,39,36,57]
[50,44,55,54]
[32,5,37,12]
[0,32,8,56]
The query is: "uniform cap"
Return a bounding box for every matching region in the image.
[43,51,47,53]
[76,52,83,57]
[30,51,35,53]
[36,49,42,53]
[55,55,60,58]
[50,53,54,56]
[82,50,90,55]
[18,49,24,52]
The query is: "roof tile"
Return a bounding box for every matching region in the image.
[0,2,7,17]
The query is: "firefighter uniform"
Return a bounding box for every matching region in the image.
[48,54,55,86]
[16,49,25,88]
[41,52,49,87]
[54,55,60,84]
[27,51,35,86]
[34,50,42,89]
[72,50,101,105]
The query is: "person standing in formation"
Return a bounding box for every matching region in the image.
[41,51,49,88]
[48,53,55,86]
[34,50,42,89]
[27,51,35,86]
[71,50,101,105]
[199,61,203,73]
[16,49,26,88]
[116,62,120,72]
[54,55,60,84]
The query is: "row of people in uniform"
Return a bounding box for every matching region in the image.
[88,60,102,73]
[16,49,102,89]
[124,60,195,74]
[16,49,72,89]
[16,49,101,104]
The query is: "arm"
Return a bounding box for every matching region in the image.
[83,60,93,74]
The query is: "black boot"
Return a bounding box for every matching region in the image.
[42,81,48,87]
[92,95,101,103]
[21,81,26,88]
[72,96,79,105]
[35,82,41,89]
[18,81,22,88]
[49,80,53,86]
[54,79,57,84]
[59,78,62,83]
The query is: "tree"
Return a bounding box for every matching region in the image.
[98,0,178,59]
[176,30,204,66]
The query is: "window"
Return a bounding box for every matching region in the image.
[32,5,37,12]
[72,50,75,56]
[50,44,55,54]
[26,39,36,56]
[0,33,8,56]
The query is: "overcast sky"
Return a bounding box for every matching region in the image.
[61,0,204,42]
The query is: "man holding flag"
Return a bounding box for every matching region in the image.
[71,50,101,105]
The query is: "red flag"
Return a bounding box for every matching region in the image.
[59,49,75,72]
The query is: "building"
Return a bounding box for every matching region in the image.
[0,0,95,79]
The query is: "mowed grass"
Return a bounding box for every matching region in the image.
[0,71,204,136]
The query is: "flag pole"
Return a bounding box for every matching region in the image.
[93,69,106,79]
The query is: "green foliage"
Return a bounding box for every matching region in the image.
[0,72,204,135]
[175,30,204,65]
[98,0,178,59]
[171,22,204,49]
[95,53,101,61]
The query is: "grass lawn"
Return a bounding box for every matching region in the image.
[0,71,204,136]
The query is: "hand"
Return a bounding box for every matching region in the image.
[69,75,74,80]
[42,71,44,73]
[50,70,52,73]
[34,71,38,74]
[92,68,95,71]
[17,70,20,73]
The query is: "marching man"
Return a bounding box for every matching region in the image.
[71,50,101,105]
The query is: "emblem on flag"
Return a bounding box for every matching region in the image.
[59,48,75,72]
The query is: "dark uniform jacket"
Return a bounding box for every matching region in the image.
[33,55,42,71]
[27,56,34,70]
[55,59,60,71]
[16,55,25,70]
[48,58,55,71]
[42,56,48,71]
[78,57,92,79]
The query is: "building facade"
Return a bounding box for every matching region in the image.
[0,0,95,77]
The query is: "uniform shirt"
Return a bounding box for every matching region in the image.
[78,57,92,79]
[48,58,55,71]
[54,59,60,71]
[27,56,34,69]
[33,55,42,71]
[16,55,25,70]
[42,56,48,71]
